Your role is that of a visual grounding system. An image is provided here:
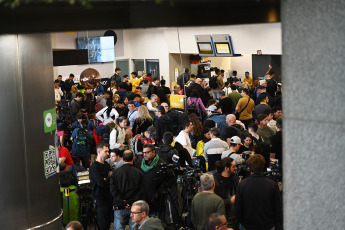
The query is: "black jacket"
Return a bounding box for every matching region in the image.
[89,161,112,203]
[82,93,95,114]
[110,163,146,208]
[137,157,166,212]
[219,97,234,114]
[156,145,179,164]
[70,98,81,122]
[214,172,239,219]
[107,73,121,88]
[154,115,172,146]
[157,86,171,103]
[235,174,282,230]
[173,141,192,167]
[187,83,204,101]
[65,79,75,92]
[147,83,158,99]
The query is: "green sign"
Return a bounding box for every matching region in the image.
[43,108,57,134]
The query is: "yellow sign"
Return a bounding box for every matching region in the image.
[171,82,177,90]
[215,43,230,54]
[170,95,185,109]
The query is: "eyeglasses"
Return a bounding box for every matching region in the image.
[130,211,142,215]
[143,151,152,155]
[217,223,227,227]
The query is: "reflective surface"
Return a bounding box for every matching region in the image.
[0,34,61,229]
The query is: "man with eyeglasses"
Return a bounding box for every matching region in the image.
[138,144,166,218]
[110,150,145,230]
[131,200,164,230]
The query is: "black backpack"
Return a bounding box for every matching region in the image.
[209,76,218,89]
[187,99,200,116]
[229,125,250,142]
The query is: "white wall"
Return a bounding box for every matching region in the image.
[122,28,170,83]
[164,23,282,55]
[52,30,124,80]
[52,23,281,86]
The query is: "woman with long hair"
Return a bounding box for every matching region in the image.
[195,127,211,172]
[112,94,120,107]
[96,98,119,125]
[132,105,153,135]
[238,134,255,154]
[203,87,213,107]
[70,85,79,101]
[188,113,203,149]
[107,80,117,95]
[186,89,206,115]
[109,116,128,150]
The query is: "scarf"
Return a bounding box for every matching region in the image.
[141,154,159,172]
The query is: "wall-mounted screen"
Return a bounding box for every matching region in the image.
[197,42,214,54]
[214,42,231,54]
[77,36,115,63]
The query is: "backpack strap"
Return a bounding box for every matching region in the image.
[227,151,235,158]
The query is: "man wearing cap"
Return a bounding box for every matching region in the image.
[204,127,229,171]
[221,136,245,165]
[206,105,228,138]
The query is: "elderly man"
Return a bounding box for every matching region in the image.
[187,78,204,101]
[207,213,233,230]
[191,173,226,230]
[131,200,164,230]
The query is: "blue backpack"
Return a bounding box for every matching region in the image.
[209,114,228,137]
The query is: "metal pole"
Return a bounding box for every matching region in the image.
[64,188,70,224]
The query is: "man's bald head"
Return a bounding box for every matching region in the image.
[195,78,202,84]
[226,114,236,125]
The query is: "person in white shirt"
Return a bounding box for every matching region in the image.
[146,94,158,119]
[54,79,63,102]
[204,127,229,171]
[175,120,194,157]
[109,116,128,150]
[96,99,119,125]
[127,100,138,128]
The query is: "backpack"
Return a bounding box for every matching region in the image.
[72,129,89,157]
[187,99,200,116]
[209,114,228,138]
[229,125,250,142]
[129,134,143,156]
[94,102,103,113]
[95,125,111,143]
[209,76,218,89]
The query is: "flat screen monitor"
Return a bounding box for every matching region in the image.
[214,42,232,54]
[197,42,214,54]
[77,36,115,63]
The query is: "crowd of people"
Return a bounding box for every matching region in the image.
[55,66,283,230]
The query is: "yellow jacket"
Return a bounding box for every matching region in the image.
[131,77,142,92]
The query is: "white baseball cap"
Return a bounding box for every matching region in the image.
[230,136,242,145]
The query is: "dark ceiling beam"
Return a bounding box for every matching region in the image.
[0,0,280,34]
